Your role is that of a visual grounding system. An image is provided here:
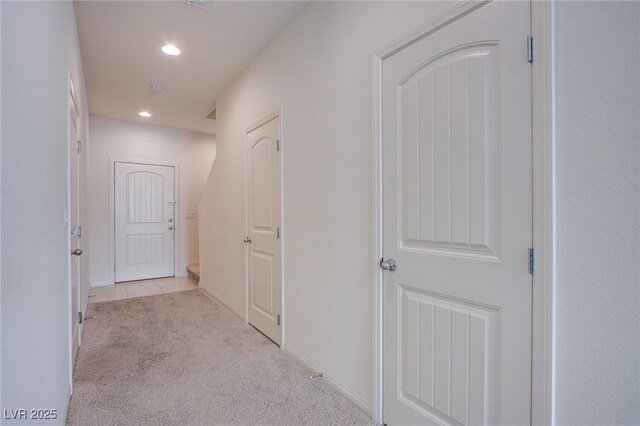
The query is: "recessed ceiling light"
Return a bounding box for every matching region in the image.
[161,44,181,56]
[139,111,151,118]
[149,83,164,93]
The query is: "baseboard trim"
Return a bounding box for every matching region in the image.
[283,343,372,416]
[199,286,244,320]
[90,280,113,287]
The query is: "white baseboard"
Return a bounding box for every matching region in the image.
[90,280,112,287]
[199,286,244,320]
[283,343,372,416]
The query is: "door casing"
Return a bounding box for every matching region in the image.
[108,158,181,285]
[371,1,555,423]
[67,72,81,391]
[243,106,285,349]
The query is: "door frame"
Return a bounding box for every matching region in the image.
[371,1,556,424]
[109,158,180,284]
[67,72,81,391]
[243,106,285,348]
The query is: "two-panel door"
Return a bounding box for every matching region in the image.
[382,1,532,425]
[246,116,282,346]
[115,162,175,282]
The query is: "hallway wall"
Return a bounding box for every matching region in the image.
[198,1,452,411]
[88,116,215,286]
[200,1,640,421]
[554,2,640,424]
[1,0,90,421]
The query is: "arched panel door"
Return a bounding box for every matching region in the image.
[382,2,532,424]
[115,162,175,282]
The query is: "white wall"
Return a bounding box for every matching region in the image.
[198,1,453,411]
[554,2,640,424]
[1,1,90,423]
[88,116,215,286]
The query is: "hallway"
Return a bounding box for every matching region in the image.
[66,290,373,425]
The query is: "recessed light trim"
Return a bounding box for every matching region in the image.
[161,44,181,56]
[139,111,151,118]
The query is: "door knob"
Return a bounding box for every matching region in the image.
[380,258,398,271]
[243,236,252,243]
[168,226,174,230]
[168,218,173,223]
[71,248,83,256]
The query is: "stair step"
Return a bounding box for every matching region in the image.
[187,263,200,284]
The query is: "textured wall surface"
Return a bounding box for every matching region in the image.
[1,1,90,422]
[555,2,640,424]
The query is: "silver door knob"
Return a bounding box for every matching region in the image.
[380,258,398,271]
[71,248,83,256]
[168,218,173,223]
[168,226,174,230]
[243,236,252,243]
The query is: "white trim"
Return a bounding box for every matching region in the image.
[531,1,556,424]
[109,157,180,284]
[371,51,383,424]
[243,107,285,348]
[90,280,111,287]
[66,71,74,393]
[244,107,282,134]
[284,344,372,416]
[371,1,555,424]
[373,0,490,60]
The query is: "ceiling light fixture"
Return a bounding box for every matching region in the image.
[139,111,151,118]
[161,44,181,56]
[186,0,208,10]
[149,83,164,93]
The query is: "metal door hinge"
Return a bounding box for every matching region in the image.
[277,227,280,238]
[528,248,535,274]
[77,140,82,153]
[277,314,281,326]
[276,139,280,151]
[527,36,534,63]
[76,225,82,238]
[78,312,83,324]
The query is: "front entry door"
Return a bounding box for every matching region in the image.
[246,115,282,346]
[382,2,532,425]
[115,162,175,282]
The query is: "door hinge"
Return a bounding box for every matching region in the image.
[276,139,280,151]
[78,312,83,324]
[76,225,82,239]
[277,314,281,326]
[77,140,82,153]
[277,227,280,238]
[528,248,535,274]
[527,36,534,63]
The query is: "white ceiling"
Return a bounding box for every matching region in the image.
[74,1,308,135]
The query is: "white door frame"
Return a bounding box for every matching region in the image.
[371,1,555,424]
[243,106,285,349]
[109,158,181,284]
[67,72,81,391]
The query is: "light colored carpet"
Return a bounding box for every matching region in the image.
[66,289,375,426]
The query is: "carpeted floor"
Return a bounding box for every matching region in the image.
[66,289,375,426]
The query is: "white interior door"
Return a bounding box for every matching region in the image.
[68,77,81,376]
[115,162,175,282]
[246,115,282,346]
[382,2,532,425]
